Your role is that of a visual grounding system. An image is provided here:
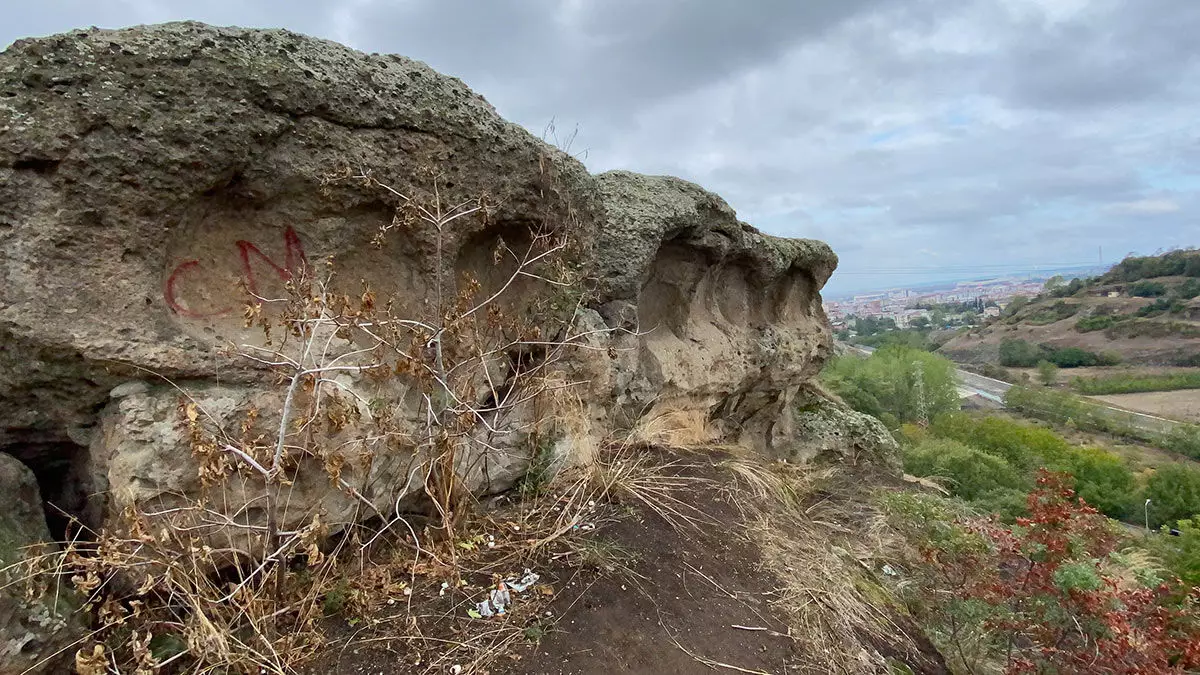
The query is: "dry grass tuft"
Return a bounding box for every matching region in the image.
[729,461,920,674]
[547,443,716,534]
[628,407,717,451]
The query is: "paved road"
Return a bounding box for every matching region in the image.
[839,342,1183,435]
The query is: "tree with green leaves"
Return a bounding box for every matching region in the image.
[822,345,960,427]
[1144,464,1200,529]
[1036,359,1059,386]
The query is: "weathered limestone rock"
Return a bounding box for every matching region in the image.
[0,22,847,563]
[785,394,902,471]
[0,454,78,675]
[593,171,837,455]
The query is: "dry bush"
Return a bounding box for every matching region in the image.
[14,160,641,674]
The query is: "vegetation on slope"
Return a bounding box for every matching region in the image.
[821,345,960,427]
[998,337,1121,368]
[1072,371,1200,395]
[820,346,1200,672]
[939,249,1200,369]
[1103,248,1200,282]
[1004,385,1200,460]
[882,475,1200,674]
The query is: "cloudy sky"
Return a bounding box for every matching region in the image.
[5,1,1198,295]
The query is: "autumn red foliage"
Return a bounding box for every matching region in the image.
[918,470,1200,674]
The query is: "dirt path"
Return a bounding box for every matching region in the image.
[501,472,795,675]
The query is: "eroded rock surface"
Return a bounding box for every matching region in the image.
[0,454,79,675]
[0,22,845,561]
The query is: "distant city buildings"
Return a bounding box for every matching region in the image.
[824,277,1046,328]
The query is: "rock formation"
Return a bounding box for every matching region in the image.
[0,454,79,675]
[0,21,851,574]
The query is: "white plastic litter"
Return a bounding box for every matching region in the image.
[490,584,512,615]
[506,570,540,593]
[467,569,541,618]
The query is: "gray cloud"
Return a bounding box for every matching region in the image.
[3,0,1197,294]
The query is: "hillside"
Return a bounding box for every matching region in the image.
[939,251,1200,368]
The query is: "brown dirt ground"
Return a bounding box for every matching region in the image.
[301,453,948,675]
[1091,390,1200,424]
[498,465,795,675]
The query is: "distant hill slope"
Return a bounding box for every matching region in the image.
[939,250,1200,367]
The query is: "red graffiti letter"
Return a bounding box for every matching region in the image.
[236,226,308,296]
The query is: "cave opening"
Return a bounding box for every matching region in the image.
[1,440,93,541]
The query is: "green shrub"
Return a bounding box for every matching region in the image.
[998,339,1115,368]
[821,346,961,426]
[1145,516,1200,587]
[1177,278,1200,300]
[1036,360,1058,385]
[1071,372,1200,395]
[1004,386,1137,436]
[1075,314,1122,332]
[1104,249,1200,282]
[1055,447,1137,519]
[1107,319,1200,339]
[999,338,1046,367]
[903,439,1027,502]
[1002,296,1031,319]
[1048,278,1086,298]
[1025,301,1081,326]
[928,413,1137,520]
[1006,386,1200,460]
[1135,298,1175,318]
[929,413,1070,470]
[1047,347,1101,368]
[1130,280,1169,297]
[1074,315,1112,332]
[1144,464,1200,529]
[1163,424,1200,459]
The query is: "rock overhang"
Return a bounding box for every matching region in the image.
[0,21,842,552]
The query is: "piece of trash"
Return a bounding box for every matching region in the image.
[506,569,541,593]
[491,583,511,615]
[439,581,450,596]
[450,665,463,674]
[881,564,899,577]
[468,571,543,618]
[580,523,595,531]
[403,587,412,596]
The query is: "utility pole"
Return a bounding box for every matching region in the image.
[913,359,928,426]
[1145,498,1152,533]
